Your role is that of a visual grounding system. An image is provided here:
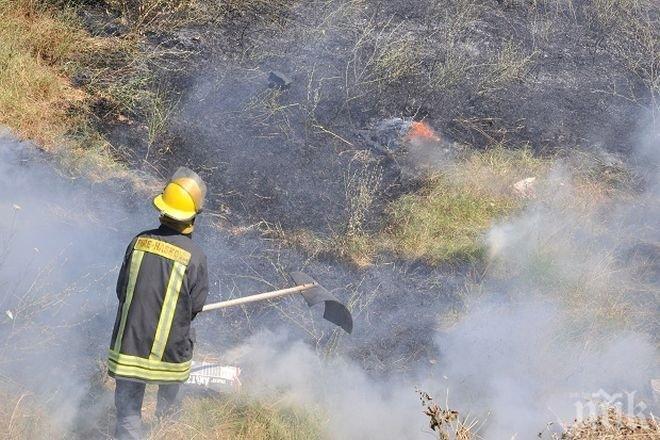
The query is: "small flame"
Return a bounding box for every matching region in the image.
[405,121,441,143]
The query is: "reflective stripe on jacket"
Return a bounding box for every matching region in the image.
[108,225,209,384]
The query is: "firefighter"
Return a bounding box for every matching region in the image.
[108,167,209,439]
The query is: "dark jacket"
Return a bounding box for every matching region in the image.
[108,225,209,383]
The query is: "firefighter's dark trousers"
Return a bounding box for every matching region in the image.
[114,378,181,440]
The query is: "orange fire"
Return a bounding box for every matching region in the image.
[405,121,441,143]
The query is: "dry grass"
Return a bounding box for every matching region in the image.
[384,178,506,263]
[548,406,659,439]
[105,0,202,31]
[512,234,654,338]
[478,40,537,96]
[0,0,192,180]
[348,18,423,92]
[267,226,376,268]
[150,394,325,440]
[588,0,660,121]
[0,380,324,440]
[344,164,381,235]
[427,0,480,95]
[146,89,178,154]
[418,389,483,440]
[0,1,138,179]
[265,158,383,268]
[73,374,326,439]
[0,0,85,146]
[0,387,64,439]
[372,31,422,85]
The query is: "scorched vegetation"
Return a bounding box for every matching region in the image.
[0,0,658,439]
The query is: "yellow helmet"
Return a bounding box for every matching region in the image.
[153,167,207,221]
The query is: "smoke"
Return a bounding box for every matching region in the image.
[0,1,658,437]
[223,330,427,439]
[437,302,656,438]
[219,302,655,438]
[434,123,659,437]
[0,132,150,430]
[0,123,657,437]
[210,122,659,439]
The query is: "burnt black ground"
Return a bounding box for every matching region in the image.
[189,211,467,373]
[78,0,658,372]
[94,0,654,233]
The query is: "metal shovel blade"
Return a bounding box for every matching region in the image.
[290,272,353,334]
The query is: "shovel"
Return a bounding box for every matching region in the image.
[200,272,353,334]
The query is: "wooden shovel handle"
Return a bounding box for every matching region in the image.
[200,283,317,312]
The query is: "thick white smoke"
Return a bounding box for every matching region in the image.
[0,132,152,431]
[437,124,659,437]
[216,124,659,438]
[0,116,657,439]
[222,330,429,439]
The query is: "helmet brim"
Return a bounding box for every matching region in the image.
[153,195,196,222]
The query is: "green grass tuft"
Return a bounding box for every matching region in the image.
[384,178,507,263]
[382,147,548,264]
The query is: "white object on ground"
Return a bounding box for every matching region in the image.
[513,177,537,198]
[186,361,242,390]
